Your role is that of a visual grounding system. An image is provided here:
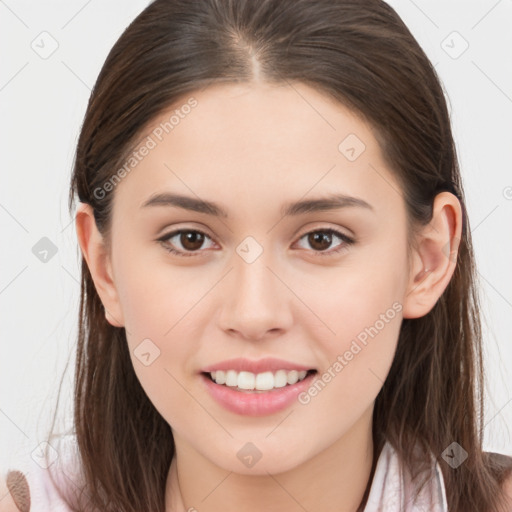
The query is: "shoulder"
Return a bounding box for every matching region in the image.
[1,434,81,512]
[0,471,27,512]
[487,451,512,511]
[502,471,512,510]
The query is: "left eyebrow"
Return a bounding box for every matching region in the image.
[281,194,375,216]
[140,192,375,218]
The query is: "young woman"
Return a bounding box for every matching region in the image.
[2,0,512,511]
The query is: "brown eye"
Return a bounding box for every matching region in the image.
[307,232,333,251]
[158,229,215,257]
[178,231,206,251]
[295,229,354,257]
[157,227,354,258]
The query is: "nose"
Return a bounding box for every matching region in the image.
[217,250,294,341]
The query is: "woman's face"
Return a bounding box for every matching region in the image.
[97,82,415,473]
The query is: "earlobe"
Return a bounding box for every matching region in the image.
[402,192,462,319]
[75,203,125,328]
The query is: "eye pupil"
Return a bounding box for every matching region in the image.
[309,232,332,251]
[181,231,204,250]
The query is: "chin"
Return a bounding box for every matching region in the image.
[210,439,312,476]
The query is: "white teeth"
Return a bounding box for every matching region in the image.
[209,369,310,390]
[225,370,238,387]
[287,370,299,385]
[273,370,289,388]
[238,371,255,390]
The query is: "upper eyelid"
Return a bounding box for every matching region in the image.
[158,223,352,239]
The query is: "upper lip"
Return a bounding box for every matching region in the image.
[200,357,316,374]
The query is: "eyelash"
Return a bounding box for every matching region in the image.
[157,228,355,258]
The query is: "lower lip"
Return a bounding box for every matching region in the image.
[200,371,317,416]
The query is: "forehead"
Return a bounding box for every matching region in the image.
[111,82,404,220]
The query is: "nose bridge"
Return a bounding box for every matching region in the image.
[218,235,292,338]
[233,235,280,308]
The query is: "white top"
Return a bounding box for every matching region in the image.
[7,434,448,511]
[363,440,448,511]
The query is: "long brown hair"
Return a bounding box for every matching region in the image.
[39,0,512,510]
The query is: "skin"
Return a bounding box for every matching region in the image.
[75,81,463,512]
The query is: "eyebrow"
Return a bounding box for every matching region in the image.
[141,192,374,217]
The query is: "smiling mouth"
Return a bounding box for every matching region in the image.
[202,369,317,393]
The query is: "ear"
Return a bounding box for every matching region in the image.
[75,203,125,328]
[402,191,463,319]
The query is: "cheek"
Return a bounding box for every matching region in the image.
[297,291,401,433]
[302,259,403,350]
[295,253,404,405]
[309,287,402,390]
[114,241,205,341]
[112,249,206,412]
[119,277,202,428]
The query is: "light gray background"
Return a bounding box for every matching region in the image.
[1,0,511,475]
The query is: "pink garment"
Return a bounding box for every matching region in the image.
[8,434,448,511]
[363,440,448,511]
[12,434,83,512]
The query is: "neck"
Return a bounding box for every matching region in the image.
[166,405,375,512]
